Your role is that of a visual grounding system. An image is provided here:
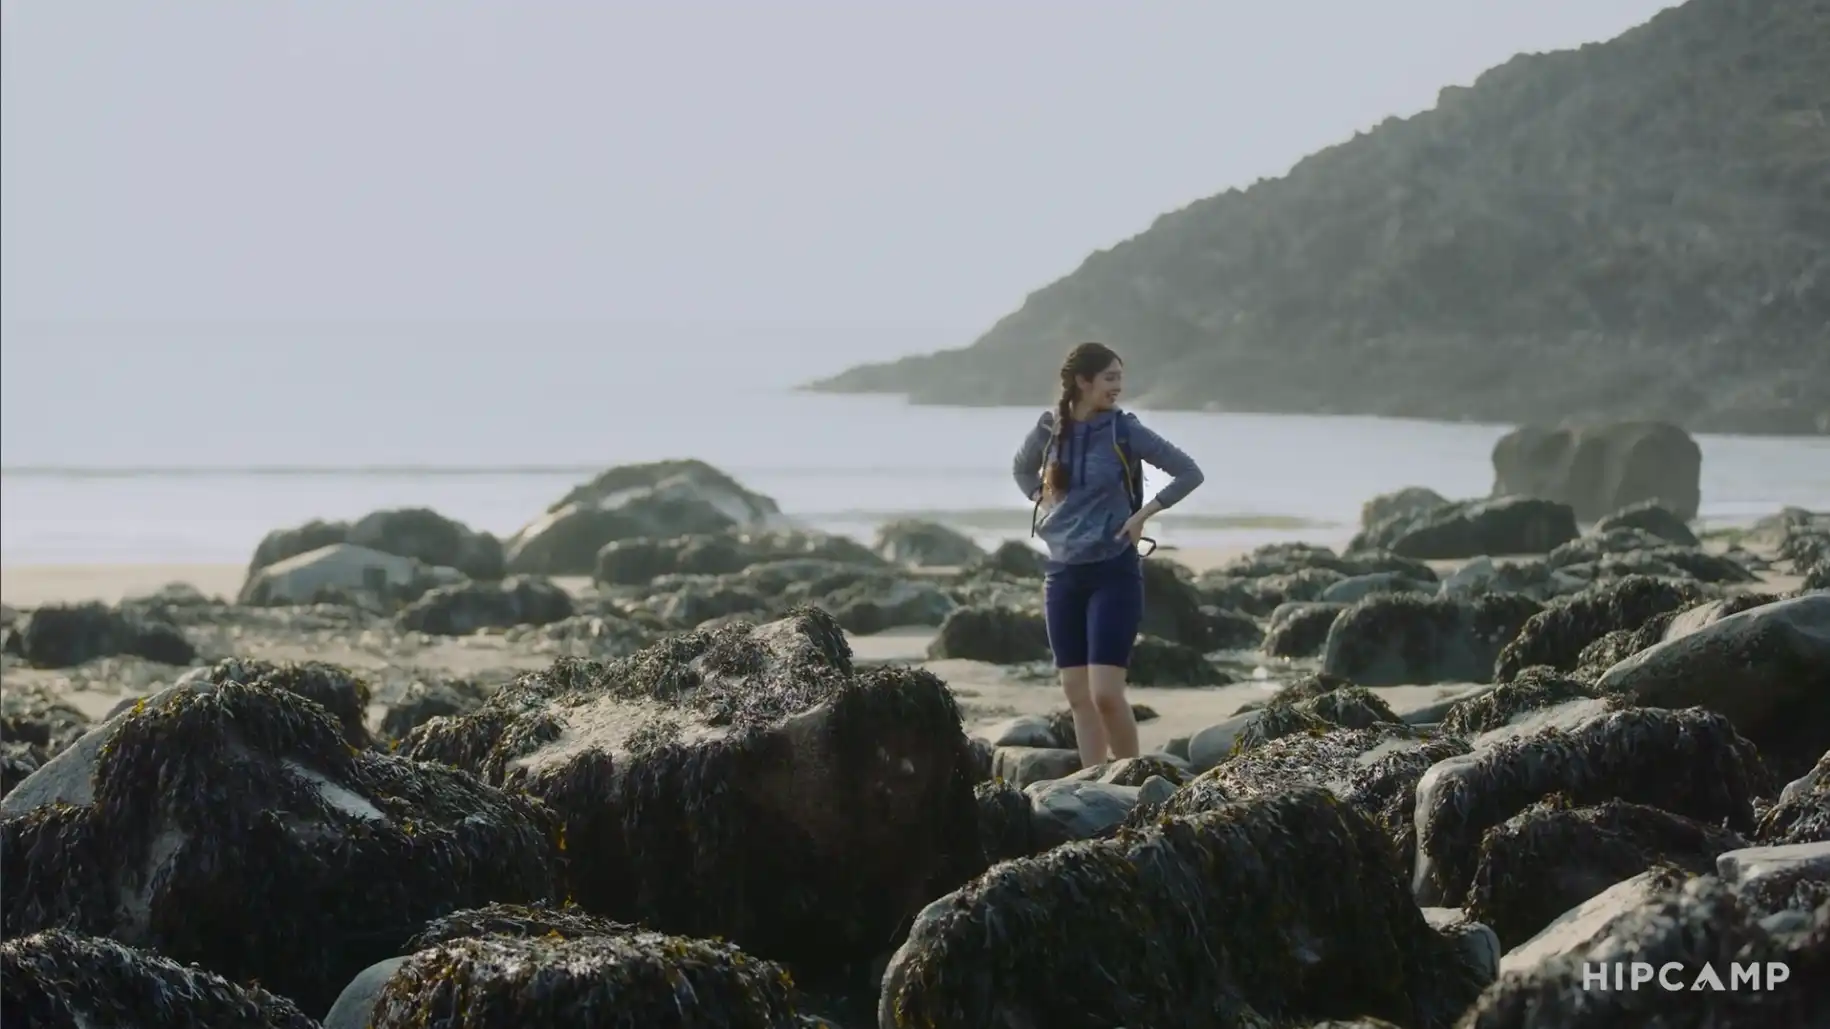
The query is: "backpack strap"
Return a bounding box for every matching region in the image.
[1111,414,1144,514]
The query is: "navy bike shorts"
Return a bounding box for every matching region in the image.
[1043,547,1145,668]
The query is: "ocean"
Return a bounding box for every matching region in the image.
[4,325,1829,567]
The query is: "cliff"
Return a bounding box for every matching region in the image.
[811,0,1830,434]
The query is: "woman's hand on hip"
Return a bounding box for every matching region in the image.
[1116,511,1150,544]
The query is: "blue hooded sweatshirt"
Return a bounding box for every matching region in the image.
[1012,408,1205,570]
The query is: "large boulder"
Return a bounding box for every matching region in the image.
[402,609,985,977]
[1321,592,1544,686]
[7,601,195,669]
[1411,705,1765,906]
[1595,594,1830,780]
[1492,575,1711,681]
[506,460,783,576]
[395,575,575,636]
[2,930,320,1029]
[873,519,986,567]
[237,543,466,607]
[1352,496,1579,560]
[1462,797,1749,949]
[247,508,504,580]
[879,787,1495,1029]
[0,681,564,1016]
[926,606,1051,664]
[1462,867,1827,1028]
[1490,421,1702,522]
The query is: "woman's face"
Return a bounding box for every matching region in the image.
[1078,359,1124,410]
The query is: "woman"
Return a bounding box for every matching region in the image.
[1012,342,1205,769]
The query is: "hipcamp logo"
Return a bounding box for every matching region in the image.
[1583,961,1792,992]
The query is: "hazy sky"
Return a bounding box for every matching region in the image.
[4,0,1678,344]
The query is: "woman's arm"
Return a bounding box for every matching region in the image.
[1012,412,1053,501]
[1124,414,1204,510]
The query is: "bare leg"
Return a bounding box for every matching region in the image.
[1089,664,1139,759]
[1059,666,1107,769]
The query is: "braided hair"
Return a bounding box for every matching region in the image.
[1042,342,1122,501]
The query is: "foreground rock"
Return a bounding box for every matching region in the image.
[2,930,320,1029]
[1756,751,1830,846]
[507,459,783,576]
[173,656,376,748]
[1492,575,1710,681]
[0,681,563,1015]
[1161,723,1472,871]
[403,608,984,978]
[1462,797,1749,948]
[3,600,195,669]
[1462,866,1827,1028]
[1595,594,1830,779]
[1489,421,1702,522]
[1351,496,1578,560]
[248,507,505,580]
[1412,705,1765,906]
[1321,592,1543,686]
[880,788,1495,1029]
[329,906,807,1029]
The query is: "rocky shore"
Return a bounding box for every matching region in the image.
[2,457,1826,1027]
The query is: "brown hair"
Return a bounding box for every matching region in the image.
[1043,342,1122,498]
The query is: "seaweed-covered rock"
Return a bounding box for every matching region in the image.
[1492,575,1710,680]
[880,787,1494,1029]
[964,540,1046,579]
[820,577,957,634]
[1439,668,1598,737]
[405,901,637,950]
[0,685,91,797]
[1265,601,1346,658]
[507,460,784,576]
[379,677,493,740]
[1,930,319,1029]
[0,681,563,1015]
[1461,873,1828,1029]
[1593,500,1699,546]
[395,575,575,635]
[1322,592,1543,686]
[1125,634,1231,686]
[1322,572,1432,605]
[1571,593,1780,676]
[973,779,1039,864]
[925,605,1050,663]
[1361,486,1450,531]
[873,519,985,567]
[9,601,195,668]
[403,609,983,976]
[176,656,374,748]
[1805,559,1828,592]
[1352,496,1578,560]
[1217,541,1438,583]
[1160,724,1472,871]
[596,529,884,586]
[1412,705,1766,906]
[1756,751,1830,846]
[1595,594,1830,779]
[1026,777,1169,847]
[1133,558,1221,649]
[1463,797,1749,949]
[365,931,802,1029]
[1437,556,1585,603]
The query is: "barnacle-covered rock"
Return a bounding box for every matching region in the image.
[1322,592,1543,686]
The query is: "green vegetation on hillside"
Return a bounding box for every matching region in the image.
[812,0,1830,434]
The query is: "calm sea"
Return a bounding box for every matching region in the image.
[5,324,1828,566]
